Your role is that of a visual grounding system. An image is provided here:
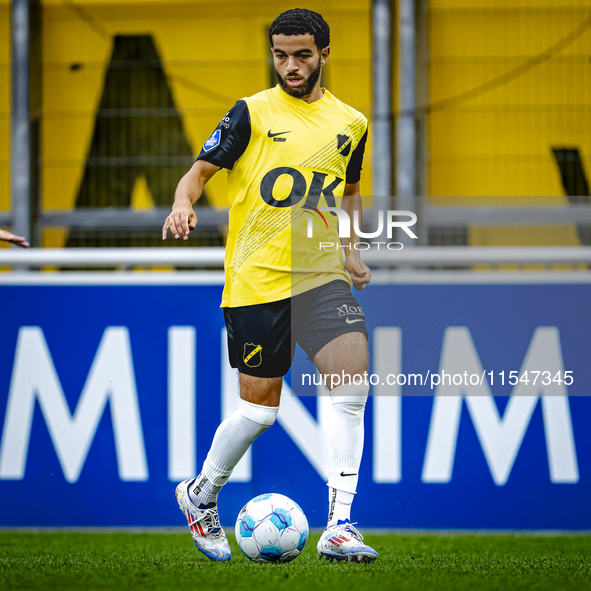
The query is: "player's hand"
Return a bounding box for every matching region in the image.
[0,229,29,248]
[345,253,371,291]
[162,207,197,240]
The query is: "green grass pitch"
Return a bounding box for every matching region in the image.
[1,531,589,591]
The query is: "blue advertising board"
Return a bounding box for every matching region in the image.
[0,277,589,529]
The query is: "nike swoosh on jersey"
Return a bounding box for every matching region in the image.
[345,318,364,324]
[267,130,292,138]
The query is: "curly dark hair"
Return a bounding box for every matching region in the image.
[268,8,330,49]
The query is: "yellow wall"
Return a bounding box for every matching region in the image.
[39,0,371,246]
[428,0,591,246]
[10,1,588,250]
[0,1,9,214]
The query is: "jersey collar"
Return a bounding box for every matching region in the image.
[272,85,333,113]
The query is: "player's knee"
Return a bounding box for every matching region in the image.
[330,382,369,406]
[238,398,279,430]
[239,374,282,407]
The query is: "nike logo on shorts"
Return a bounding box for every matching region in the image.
[267,130,291,138]
[346,318,363,324]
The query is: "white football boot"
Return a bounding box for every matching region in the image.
[317,520,378,563]
[175,479,231,561]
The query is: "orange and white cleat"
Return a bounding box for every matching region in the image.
[175,479,231,561]
[317,520,378,563]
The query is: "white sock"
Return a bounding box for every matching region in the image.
[328,487,355,525]
[326,382,368,526]
[189,398,279,506]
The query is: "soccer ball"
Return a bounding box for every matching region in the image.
[235,493,309,563]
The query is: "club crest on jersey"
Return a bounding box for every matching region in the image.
[243,343,263,368]
[203,129,221,152]
[337,134,352,157]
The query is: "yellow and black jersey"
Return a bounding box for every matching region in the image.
[197,85,368,308]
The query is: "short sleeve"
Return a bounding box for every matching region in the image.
[196,100,251,170]
[345,127,368,184]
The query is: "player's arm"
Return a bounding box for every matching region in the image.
[341,125,370,291]
[162,160,220,240]
[0,229,29,248]
[163,99,251,241]
[341,183,371,291]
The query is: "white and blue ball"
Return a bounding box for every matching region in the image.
[235,493,309,563]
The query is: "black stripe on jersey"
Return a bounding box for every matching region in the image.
[197,100,251,170]
[345,128,368,184]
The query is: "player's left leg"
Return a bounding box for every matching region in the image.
[313,332,378,563]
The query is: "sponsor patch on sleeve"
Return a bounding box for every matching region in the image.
[203,129,221,152]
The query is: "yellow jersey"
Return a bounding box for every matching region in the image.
[197,85,368,308]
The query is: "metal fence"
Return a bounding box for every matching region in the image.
[1,245,591,272]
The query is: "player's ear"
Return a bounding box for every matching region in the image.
[320,46,330,66]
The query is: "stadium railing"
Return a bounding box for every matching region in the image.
[1,246,591,270]
[3,205,591,230]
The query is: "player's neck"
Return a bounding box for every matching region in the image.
[300,84,325,104]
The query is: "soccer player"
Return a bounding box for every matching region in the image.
[162,8,377,563]
[0,229,29,248]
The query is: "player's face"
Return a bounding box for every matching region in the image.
[271,34,330,101]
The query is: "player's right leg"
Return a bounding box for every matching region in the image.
[176,299,291,561]
[175,385,279,561]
